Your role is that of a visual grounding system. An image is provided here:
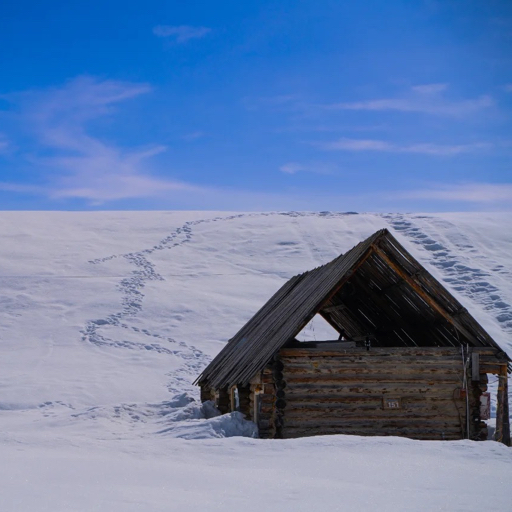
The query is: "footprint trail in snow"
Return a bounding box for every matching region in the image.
[383,214,512,336]
[82,214,254,394]
[80,211,365,395]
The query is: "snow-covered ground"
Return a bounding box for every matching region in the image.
[1,211,511,511]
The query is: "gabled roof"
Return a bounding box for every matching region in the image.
[197,229,509,390]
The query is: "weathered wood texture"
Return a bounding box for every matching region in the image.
[216,387,230,415]
[495,365,511,446]
[249,375,276,439]
[237,384,251,418]
[200,385,214,403]
[276,347,484,441]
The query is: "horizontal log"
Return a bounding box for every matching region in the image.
[281,353,464,361]
[280,356,464,365]
[281,417,462,428]
[282,374,461,385]
[282,362,463,372]
[281,401,471,415]
[279,348,465,358]
[480,363,507,374]
[283,416,465,432]
[284,390,460,401]
[284,399,462,411]
[283,360,463,369]
[283,408,461,421]
[472,347,508,357]
[284,369,462,386]
[279,349,506,367]
[284,396,461,405]
[282,361,463,372]
[285,380,461,391]
[283,395,466,406]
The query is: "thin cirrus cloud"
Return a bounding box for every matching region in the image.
[400,183,512,205]
[410,83,448,94]
[280,162,305,174]
[0,76,199,203]
[318,138,490,156]
[327,84,494,117]
[153,25,211,43]
[279,162,336,175]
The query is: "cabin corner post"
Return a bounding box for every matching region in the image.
[248,371,275,438]
[468,350,487,441]
[200,385,214,403]
[495,365,510,446]
[257,365,279,438]
[503,377,511,447]
[217,387,230,414]
[475,373,489,441]
[500,369,510,446]
[237,384,251,417]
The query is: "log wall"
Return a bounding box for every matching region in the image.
[248,375,275,438]
[275,347,481,441]
[202,346,508,443]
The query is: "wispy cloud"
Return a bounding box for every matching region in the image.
[327,84,493,117]
[0,182,46,195]
[1,76,198,203]
[280,162,305,174]
[318,138,490,155]
[153,25,211,43]
[411,83,448,94]
[279,162,336,175]
[504,84,512,93]
[400,182,512,204]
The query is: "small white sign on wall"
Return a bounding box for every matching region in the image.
[382,397,401,409]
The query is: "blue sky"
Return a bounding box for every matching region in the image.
[0,0,511,211]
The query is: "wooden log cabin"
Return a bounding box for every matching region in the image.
[196,229,511,444]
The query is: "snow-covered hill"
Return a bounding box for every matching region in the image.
[1,211,511,511]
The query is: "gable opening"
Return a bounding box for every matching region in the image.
[294,314,340,343]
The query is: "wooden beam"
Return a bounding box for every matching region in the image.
[322,304,348,313]
[217,387,230,414]
[503,373,510,446]
[317,248,374,314]
[373,246,482,346]
[495,365,509,445]
[471,352,480,382]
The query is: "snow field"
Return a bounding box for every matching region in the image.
[0,211,511,511]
